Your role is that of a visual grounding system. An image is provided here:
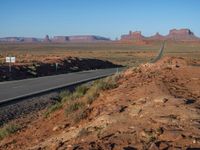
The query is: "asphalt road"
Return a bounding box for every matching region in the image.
[151,42,165,63]
[0,68,122,104]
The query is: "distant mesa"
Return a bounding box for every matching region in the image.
[44,35,51,42]
[0,37,41,43]
[51,35,110,43]
[0,35,110,43]
[121,31,145,41]
[121,28,200,41]
[149,32,166,40]
[166,29,198,40]
[0,28,199,43]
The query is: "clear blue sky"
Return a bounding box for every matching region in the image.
[0,0,200,39]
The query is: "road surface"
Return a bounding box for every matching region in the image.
[151,42,165,63]
[0,68,122,105]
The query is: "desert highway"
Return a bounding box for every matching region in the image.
[0,68,123,105]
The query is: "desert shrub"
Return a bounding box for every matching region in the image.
[65,102,85,115]
[84,74,120,104]
[59,90,71,100]
[50,90,71,103]
[94,76,118,91]
[73,85,88,98]
[73,108,88,123]
[0,124,21,140]
[44,102,63,117]
[62,85,88,102]
[85,87,99,104]
[61,94,73,103]
[59,90,72,103]
[78,128,90,137]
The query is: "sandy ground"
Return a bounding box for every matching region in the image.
[0,56,200,150]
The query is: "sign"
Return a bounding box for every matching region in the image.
[6,57,16,63]
[11,57,16,63]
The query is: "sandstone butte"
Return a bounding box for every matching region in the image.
[121,28,200,41]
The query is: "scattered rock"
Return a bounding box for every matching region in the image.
[51,140,64,150]
[185,99,196,105]
[53,126,60,131]
[158,142,170,150]
[119,105,128,113]
[149,143,159,150]
[159,130,184,141]
[123,146,137,150]
[128,106,142,116]
[153,97,168,103]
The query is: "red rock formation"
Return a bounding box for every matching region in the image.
[149,32,165,40]
[44,35,51,42]
[120,29,200,41]
[51,35,110,43]
[51,36,69,43]
[166,29,199,41]
[121,31,145,41]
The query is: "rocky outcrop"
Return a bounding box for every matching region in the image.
[51,36,69,43]
[121,31,145,41]
[52,35,110,43]
[121,29,200,41]
[0,37,40,43]
[0,35,110,43]
[149,32,165,40]
[166,29,198,40]
[43,35,51,42]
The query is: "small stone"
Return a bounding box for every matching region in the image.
[154,97,168,103]
[149,143,159,150]
[129,126,135,130]
[53,126,59,131]
[193,139,197,144]
[51,141,64,149]
[159,130,183,141]
[129,106,142,116]
[67,145,72,148]
[159,142,169,149]
[61,123,70,129]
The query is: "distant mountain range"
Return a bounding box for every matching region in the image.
[0,35,110,43]
[121,29,200,41]
[0,29,199,43]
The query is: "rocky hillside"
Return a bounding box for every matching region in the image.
[0,57,200,150]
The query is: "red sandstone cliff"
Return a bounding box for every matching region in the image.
[121,29,200,41]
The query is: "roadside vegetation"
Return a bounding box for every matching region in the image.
[0,124,21,140]
[43,73,121,122]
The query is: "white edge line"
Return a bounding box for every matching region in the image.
[0,72,115,105]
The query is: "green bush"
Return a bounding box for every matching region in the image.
[0,124,21,140]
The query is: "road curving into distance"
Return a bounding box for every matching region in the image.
[0,68,123,105]
[0,42,165,106]
[150,41,165,63]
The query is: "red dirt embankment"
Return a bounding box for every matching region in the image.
[0,56,200,150]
